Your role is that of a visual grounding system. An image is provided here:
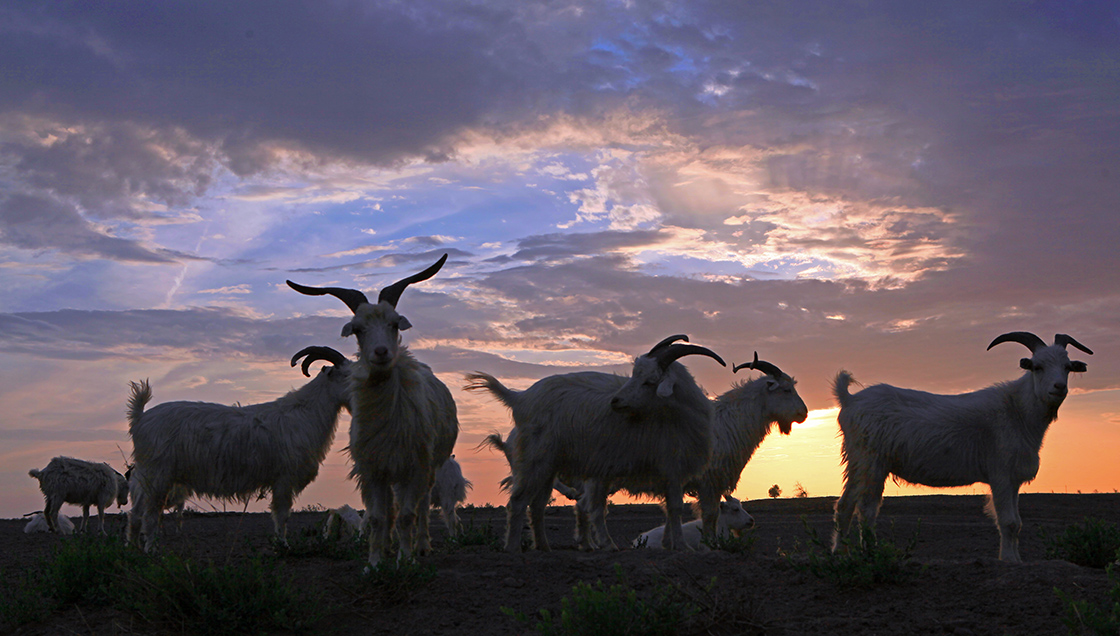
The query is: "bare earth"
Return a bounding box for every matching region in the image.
[4,493,1119,635]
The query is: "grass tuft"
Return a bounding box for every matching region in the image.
[786,517,922,587]
[1056,562,1120,635]
[1045,517,1120,569]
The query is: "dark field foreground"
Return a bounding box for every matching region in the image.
[3,493,1120,635]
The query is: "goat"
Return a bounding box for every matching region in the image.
[323,504,364,541]
[288,255,459,568]
[127,346,351,552]
[125,466,189,544]
[431,456,471,536]
[28,456,128,534]
[583,352,807,548]
[632,495,754,550]
[465,334,724,552]
[832,331,1092,563]
[23,511,76,535]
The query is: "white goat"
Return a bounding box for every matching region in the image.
[832,331,1092,563]
[465,334,724,552]
[323,504,364,541]
[431,456,472,536]
[288,255,459,568]
[28,456,128,534]
[24,511,76,535]
[583,352,808,548]
[632,495,754,550]
[125,466,189,544]
[127,346,352,552]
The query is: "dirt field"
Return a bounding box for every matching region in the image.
[3,493,1119,635]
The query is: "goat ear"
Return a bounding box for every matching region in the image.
[1019,358,1033,371]
[766,378,779,391]
[656,376,675,398]
[341,323,354,338]
[398,316,412,331]
[1071,361,1088,373]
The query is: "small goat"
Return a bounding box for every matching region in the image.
[28,456,128,534]
[585,352,807,548]
[466,335,724,552]
[288,255,459,567]
[832,332,1092,563]
[632,495,754,550]
[323,504,364,541]
[125,466,189,544]
[127,346,351,552]
[431,456,471,536]
[24,511,76,535]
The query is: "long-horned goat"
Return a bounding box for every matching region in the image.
[28,456,129,534]
[632,495,754,550]
[832,332,1092,563]
[287,255,459,568]
[581,352,808,548]
[465,334,725,552]
[127,346,352,552]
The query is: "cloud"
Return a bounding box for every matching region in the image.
[0,192,177,263]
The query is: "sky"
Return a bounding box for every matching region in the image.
[2,0,1118,520]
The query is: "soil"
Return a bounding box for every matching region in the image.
[4,493,1119,635]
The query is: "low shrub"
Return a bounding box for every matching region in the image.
[1045,517,1120,569]
[787,517,922,587]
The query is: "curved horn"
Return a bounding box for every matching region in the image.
[1054,334,1094,355]
[291,346,348,377]
[286,281,369,314]
[648,334,689,355]
[987,331,1047,353]
[377,254,448,308]
[733,351,784,378]
[652,343,726,370]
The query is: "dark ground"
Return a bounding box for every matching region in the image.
[3,493,1119,635]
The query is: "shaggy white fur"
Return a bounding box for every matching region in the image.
[832,332,1092,563]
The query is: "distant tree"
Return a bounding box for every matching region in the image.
[768,484,782,499]
[794,482,808,498]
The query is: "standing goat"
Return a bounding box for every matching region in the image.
[28,456,128,534]
[127,346,351,552]
[832,332,1092,563]
[465,335,724,552]
[583,353,807,548]
[288,255,459,568]
[431,456,472,536]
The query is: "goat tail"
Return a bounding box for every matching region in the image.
[463,372,519,410]
[127,379,153,428]
[478,431,508,454]
[832,370,857,408]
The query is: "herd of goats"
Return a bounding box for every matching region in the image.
[24,254,1093,567]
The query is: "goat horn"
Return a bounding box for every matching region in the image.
[377,254,448,308]
[987,331,1047,353]
[653,343,727,370]
[648,334,689,355]
[1054,334,1094,355]
[286,281,369,314]
[733,351,784,378]
[291,346,348,377]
